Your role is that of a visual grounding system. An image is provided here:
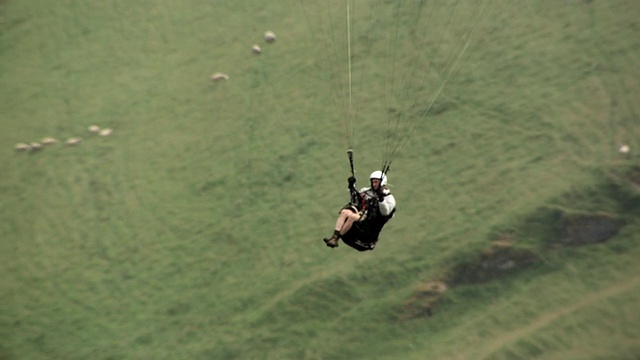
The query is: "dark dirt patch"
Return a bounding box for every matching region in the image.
[402,240,542,319]
[402,162,640,320]
[401,281,448,319]
[447,242,541,286]
[560,212,625,246]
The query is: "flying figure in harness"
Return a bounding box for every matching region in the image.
[323,170,396,251]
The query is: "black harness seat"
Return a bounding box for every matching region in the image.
[341,203,395,251]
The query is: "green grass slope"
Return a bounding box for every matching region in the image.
[1,1,639,359]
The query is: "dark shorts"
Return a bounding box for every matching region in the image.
[341,203,358,213]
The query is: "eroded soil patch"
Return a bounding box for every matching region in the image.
[401,281,448,319]
[561,212,625,246]
[447,242,541,286]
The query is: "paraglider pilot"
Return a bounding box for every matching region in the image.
[323,171,396,251]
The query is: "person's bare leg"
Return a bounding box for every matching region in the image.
[336,209,360,236]
[325,209,360,248]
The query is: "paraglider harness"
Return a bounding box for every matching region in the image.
[340,180,395,252]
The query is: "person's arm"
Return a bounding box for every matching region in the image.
[378,192,396,217]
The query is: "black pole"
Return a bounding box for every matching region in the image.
[347,149,355,177]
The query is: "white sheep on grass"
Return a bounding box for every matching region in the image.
[14,143,31,152]
[264,31,276,43]
[41,137,59,146]
[619,144,630,154]
[66,137,82,146]
[210,72,230,81]
[29,142,43,152]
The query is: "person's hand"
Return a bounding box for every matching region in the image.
[375,186,385,201]
[348,176,357,187]
[366,196,379,208]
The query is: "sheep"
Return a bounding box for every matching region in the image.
[99,128,113,136]
[88,125,100,133]
[14,143,31,152]
[66,137,82,146]
[619,144,630,154]
[210,72,230,81]
[29,142,43,152]
[252,44,262,54]
[264,31,276,43]
[41,137,59,146]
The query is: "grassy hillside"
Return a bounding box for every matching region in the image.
[2,1,639,359]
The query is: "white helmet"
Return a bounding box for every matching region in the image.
[369,170,387,186]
